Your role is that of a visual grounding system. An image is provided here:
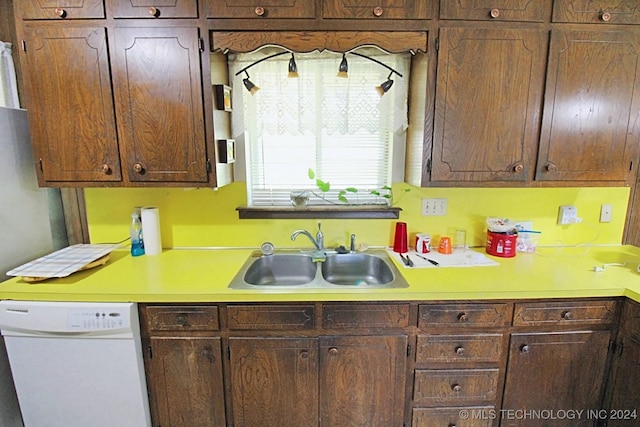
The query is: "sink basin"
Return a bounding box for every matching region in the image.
[228,249,408,289]
[322,253,394,286]
[243,253,316,286]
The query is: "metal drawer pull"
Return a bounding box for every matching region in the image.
[561,310,573,320]
[490,8,500,18]
[148,7,159,17]
[457,312,468,322]
[520,344,530,353]
[600,11,611,22]
[455,346,465,356]
[451,383,462,393]
[373,7,383,17]
[255,6,265,16]
[55,7,67,18]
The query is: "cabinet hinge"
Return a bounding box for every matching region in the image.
[435,38,439,52]
[147,345,153,359]
[618,341,625,357]
[407,342,411,357]
[21,40,26,52]
[426,158,432,173]
[38,158,43,172]
[199,37,205,52]
[630,160,633,172]
[206,159,212,173]
[227,346,231,360]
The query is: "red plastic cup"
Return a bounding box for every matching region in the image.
[393,222,408,253]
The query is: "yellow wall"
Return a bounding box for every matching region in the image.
[85,183,631,250]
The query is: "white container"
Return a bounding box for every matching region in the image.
[141,207,162,256]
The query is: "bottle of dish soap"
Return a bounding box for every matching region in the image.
[130,212,145,256]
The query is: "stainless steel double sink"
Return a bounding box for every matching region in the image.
[228,249,409,289]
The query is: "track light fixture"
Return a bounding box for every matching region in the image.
[376,72,394,96]
[242,71,259,94]
[288,53,299,78]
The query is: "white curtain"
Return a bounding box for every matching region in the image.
[0,41,20,109]
[229,48,410,206]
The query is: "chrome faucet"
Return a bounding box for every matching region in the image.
[291,222,324,250]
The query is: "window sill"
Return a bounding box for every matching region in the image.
[237,206,401,220]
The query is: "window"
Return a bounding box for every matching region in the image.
[229,48,410,207]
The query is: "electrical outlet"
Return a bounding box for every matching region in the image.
[558,205,580,225]
[600,204,613,223]
[422,198,447,216]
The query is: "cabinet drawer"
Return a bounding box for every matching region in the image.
[146,306,219,332]
[107,0,198,18]
[553,0,640,24]
[416,334,503,364]
[418,303,511,328]
[323,0,432,19]
[323,303,409,328]
[513,300,617,326]
[206,0,315,19]
[414,368,500,406]
[412,407,495,427]
[227,305,315,330]
[440,0,551,22]
[621,299,640,339]
[16,0,105,19]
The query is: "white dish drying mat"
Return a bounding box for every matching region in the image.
[7,244,121,279]
[386,248,499,268]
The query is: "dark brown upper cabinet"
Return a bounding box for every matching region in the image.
[553,0,640,25]
[20,25,122,184]
[18,0,105,19]
[106,0,198,18]
[430,27,548,182]
[536,28,640,182]
[110,26,209,183]
[440,0,552,22]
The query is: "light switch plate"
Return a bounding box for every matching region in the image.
[422,198,447,216]
[600,204,613,223]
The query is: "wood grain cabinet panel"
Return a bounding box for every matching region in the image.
[414,368,500,406]
[206,0,315,19]
[413,406,495,427]
[20,25,121,184]
[502,330,611,427]
[107,0,198,18]
[145,337,226,427]
[536,28,640,182]
[440,0,552,22]
[323,0,432,19]
[553,0,640,24]
[430,27,547,182]
[17,0,105,19]
[319,335,407,427]
[145,305,219,332]
[229,337,319,427]
[323,303,409,328]
[227,304,315,330]
[419,303,512,328]
[606,334,640,427]
[416,334,503,364]
[513,300,617,326]
[110,26,209,183]
[620,299,640,339]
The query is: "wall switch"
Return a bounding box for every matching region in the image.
[422,198,447,216]
[600,204,613,223]
[558,205,579,225]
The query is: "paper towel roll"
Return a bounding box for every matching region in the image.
[141,207,162,256]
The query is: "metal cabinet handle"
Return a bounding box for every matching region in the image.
[561,310,573,320]
[255,6,265,16]
[600,11,611,22]
[457,312,467,322]
[513,163,524,173]
[545,163,557,172]
[148,7,159,17]
[520,344,530,353]
[373,7,383,17]
[133,163,144,174]
[328,347,339,356]
[300,350,309,359]
[55,7,67,18]
[451,383,462,393]
[490,8,500,18]
[100,164,111,174]
[176,316,186,326]
[455,346,465,356]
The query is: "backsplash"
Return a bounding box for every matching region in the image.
[85,183,630,250]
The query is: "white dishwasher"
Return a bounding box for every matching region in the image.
[0,301,151,427]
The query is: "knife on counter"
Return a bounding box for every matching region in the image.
[414,253,439,266]
[399,253,414,267]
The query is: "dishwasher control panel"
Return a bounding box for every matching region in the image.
[67,307,129,330]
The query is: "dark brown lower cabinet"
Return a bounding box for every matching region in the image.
[229,335,407,427]
[145,337,226,427]
[606,335,640,427]
[502,330,612,427]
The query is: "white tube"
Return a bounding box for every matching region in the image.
[141,207,162,256]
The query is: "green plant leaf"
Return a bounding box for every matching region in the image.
[316,179,330,192]
[308,169,315,179]
[345,187,358,193]
[338,194,348,203]
[383,194,391,199]
[382,185,392,191]
[370,190,381,196]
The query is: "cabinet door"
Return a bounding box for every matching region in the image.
[107,0,199,18]
[111,27,209,183]
[323,0,432,19]
[206,0,316,19]
[17,0,104,19]
[439,0,552,22]
[145,337,226,427]
[502,330,611,427]
[607,334,640,426]
[229,337,319,427]
[319,335,407,427]
[430,27,547,182]
[536,29,640,182]
[21,26,121,184]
